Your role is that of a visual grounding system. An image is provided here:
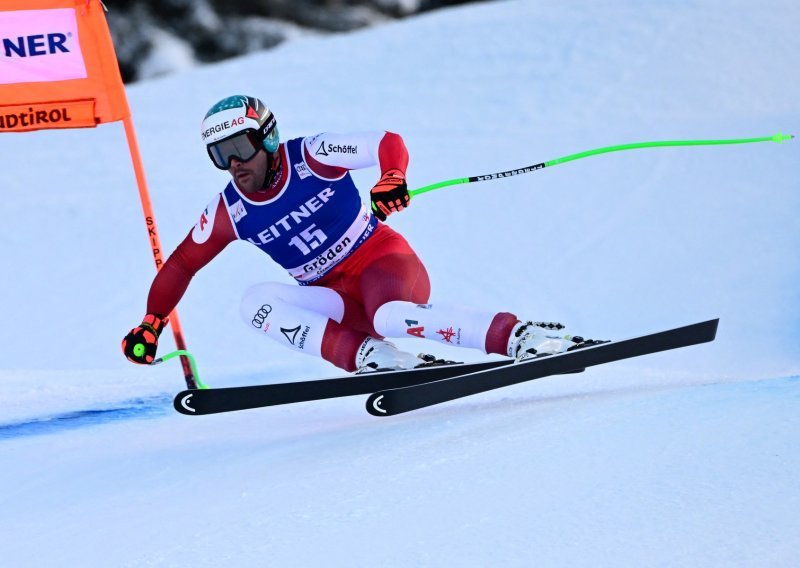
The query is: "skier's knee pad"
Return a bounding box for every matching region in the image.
[373,300,496,349]
[372,300,411,338]
[240,281,346,330]
[240,283,286,330]
[239,282,334,357]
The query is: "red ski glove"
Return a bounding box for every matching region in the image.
[122,313,169,364]
[370,168,410,221]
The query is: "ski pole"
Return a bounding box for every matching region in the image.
[149,349,209,389]
[408,133,794,198]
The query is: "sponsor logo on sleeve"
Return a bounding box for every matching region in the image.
[315,140,358,157]
[191,200,219,244]
[314,140,328,157]
[229,199,247,223]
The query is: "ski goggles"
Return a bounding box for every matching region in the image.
[206,129,264,170]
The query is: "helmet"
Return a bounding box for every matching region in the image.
[201,95,279,170]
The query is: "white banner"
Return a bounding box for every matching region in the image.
[0,9,87,85]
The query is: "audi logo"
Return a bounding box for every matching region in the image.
[251,304,273,328]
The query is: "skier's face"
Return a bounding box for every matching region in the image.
[228,149,268,193]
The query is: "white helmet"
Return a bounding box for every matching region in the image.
[201,95,279,170]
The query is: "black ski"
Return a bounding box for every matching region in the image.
[174,359,515,416]
[366,319,719,416]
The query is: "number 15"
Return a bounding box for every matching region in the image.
[288,224,327,255]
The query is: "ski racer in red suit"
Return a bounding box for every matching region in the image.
[122,95,599,373]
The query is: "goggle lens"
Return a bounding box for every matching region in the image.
[207,130,262,170]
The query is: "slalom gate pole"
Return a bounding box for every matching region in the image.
[122,116,199,390]
[151,350,208,389]
[408,133,794,199]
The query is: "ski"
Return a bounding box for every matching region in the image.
[365,318,719,416]
[173,358,518,416]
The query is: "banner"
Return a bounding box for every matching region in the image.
[0,0,129,131]
[0,1,198,388]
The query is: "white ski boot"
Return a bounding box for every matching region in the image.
[355,338,453,374]
[507,321,605,362]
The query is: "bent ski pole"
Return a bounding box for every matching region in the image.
[408,133,794,198]
[151,349,209,389]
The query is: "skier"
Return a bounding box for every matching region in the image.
[122,95,599,373]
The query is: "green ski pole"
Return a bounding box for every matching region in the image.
[150,349,209,389]
[407,133,794,199]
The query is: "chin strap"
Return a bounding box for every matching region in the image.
[262,149,282,189]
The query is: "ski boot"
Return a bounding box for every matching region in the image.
[355,338,456,374]
[507,321,607,362]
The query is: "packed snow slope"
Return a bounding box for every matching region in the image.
[1,1,798,566]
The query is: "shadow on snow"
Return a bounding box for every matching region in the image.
[0,394,172,440]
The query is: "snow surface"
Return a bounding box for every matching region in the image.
[1,0,799,566]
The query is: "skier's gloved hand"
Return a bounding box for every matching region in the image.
[122,313,169,364]
[370,168,410,221]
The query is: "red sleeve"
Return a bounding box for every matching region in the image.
[303,131,409,178]
[146,197,236,316]
[303,144,347,179]
[377,131,409,174]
